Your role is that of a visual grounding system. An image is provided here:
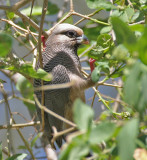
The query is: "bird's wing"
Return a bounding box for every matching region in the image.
[34,64,70,147]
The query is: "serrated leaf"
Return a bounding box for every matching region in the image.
[6,153,27,160]
[0,33,12,57]
[89,122,116,144]
[117,118,139,160]
[73,99,94,131]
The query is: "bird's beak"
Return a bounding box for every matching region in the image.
[76,34,89,44]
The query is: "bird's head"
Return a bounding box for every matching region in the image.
[45,23,89,51]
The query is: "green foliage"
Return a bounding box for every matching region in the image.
[16,75,35,111]
[124,62,147,113]
[6,153,27,160]
[111,16,137,48]
[117,118,139,160]
[86,0,115,10]
[21,6,49,16]
[6,64,52,81]
[0,33,12,57]
[89,121,116,144]
[1,0,147,159]
[47,2,59,15]
[137,26,147,65]
[91,62,110,82]
[60,100,117,160]
[73,99,94,131]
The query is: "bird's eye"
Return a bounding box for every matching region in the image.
[66,31,76,38]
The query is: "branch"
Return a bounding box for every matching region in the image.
[51,126,76,145]
[0,18,38,36]
[38,0,48,131]
[0,121,40,130]
[72,11,110,26]
[34,94,76,128]
[11,0,33,11]
[0,83,36,159]
[34,81,74,91]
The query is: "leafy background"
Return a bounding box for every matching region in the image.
[0,0,147,160]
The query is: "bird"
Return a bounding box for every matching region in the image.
[34,23,95,148]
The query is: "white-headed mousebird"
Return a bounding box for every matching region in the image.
[34,23,96,147]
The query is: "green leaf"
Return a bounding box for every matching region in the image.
[0,79,6,83]
[0,142,3,160]
[100,26,112,34]
[47,2,59,15]
[112,44,128,60]
[7,64,52,81]
[89,122,116,144]
[117,118,139,160]
[6,11,15,19]
[91,66,101,82]
[59,134,89,160]
[125,7,134,22]
[68,144,89,160]
[97,34,112,50]
[142,73,147,104]
[31,133,42,148]
[17,145,27,150]
[137,26,147,65]
[124,62,141,107]
[21,6,49,16]
[0,33,12,57]
[111,17,137,49]
[91,62,110,82]
[124,61,147,113]
[86,0,115,10]
[16,75,35,111]
[73,99,94,131]
[129,24,144,32]
[6,153,27,160]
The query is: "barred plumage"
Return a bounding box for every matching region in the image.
[34,23,94,147]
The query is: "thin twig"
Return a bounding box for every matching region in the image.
[11,0,33,11]
[51,126,76,145]
[0,121,40,130]
[38,0,48,131]
[72,11,110,26]
[0,18,38,36]
[74,9,102,26]
[34,95,76,128]
[70,0,74,12]
[34,81,74,91]
[0,83,36,159]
